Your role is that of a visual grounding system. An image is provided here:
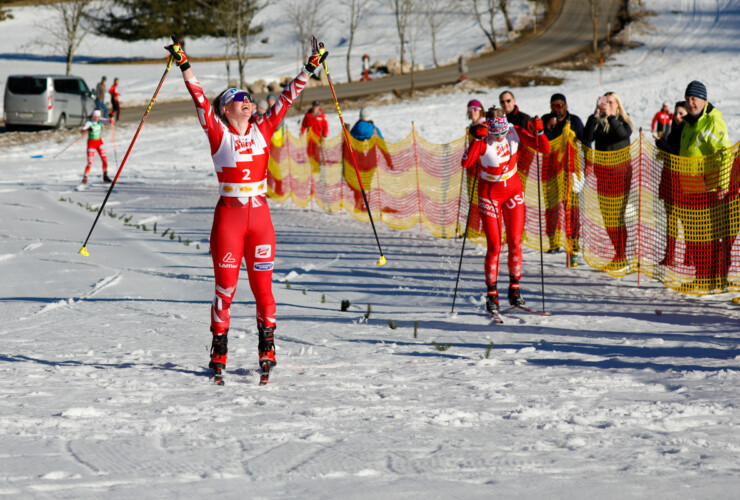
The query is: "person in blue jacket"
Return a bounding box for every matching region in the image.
[350,107,383,140]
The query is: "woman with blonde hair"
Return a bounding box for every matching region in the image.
[583,91,634,268]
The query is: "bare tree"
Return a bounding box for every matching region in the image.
[589,0,599,53]
[425,0,459,67]
[387,0,413,74]
[212,0,266,88]
[34,0,99,75]
[470,0,497,51]
[498,0,513,33]
[404,1,426,96]
[339,0,375,82]
[284,0,328,64]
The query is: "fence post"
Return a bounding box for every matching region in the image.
[637,128,644,286]
[286,125,293,205]
[412,122,423,232]
[374,132,382,225]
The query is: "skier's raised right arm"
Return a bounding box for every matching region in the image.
[165,37,193,81]
[165,37,222,151]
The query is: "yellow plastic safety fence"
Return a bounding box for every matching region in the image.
[267,126,740,295]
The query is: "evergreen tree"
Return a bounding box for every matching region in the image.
[95,0,224,47]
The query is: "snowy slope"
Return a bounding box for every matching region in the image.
[1,0,740,498]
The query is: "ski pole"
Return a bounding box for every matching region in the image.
[451,163,479,314]
[535,131,546,312]
[53,132,85,159]
[316,38,386,266]
[110,118,119,167]
[78,56,174,257]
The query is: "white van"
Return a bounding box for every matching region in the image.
[3,74,96,131]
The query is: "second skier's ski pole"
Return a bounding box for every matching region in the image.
[316,38,386,266]
[110,118,119,167]
[53,132,85,159]
[79,55,174,257]
[451,164,479,314]
[535,130,546,312]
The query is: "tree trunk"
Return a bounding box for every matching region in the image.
[346,32,354,83]
[499,1,513,32]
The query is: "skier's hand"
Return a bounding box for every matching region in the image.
[305,36,328,73]
[165,36,190,71]
[472,124,488,140]
[528,116,544,136]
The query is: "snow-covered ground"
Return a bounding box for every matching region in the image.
[1,1,739,498]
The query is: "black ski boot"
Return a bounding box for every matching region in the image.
[209,328,228,385]
[258,326,276,368]
[485,284,499,314]
[103,172,112,183]
[508,276,525,306]
[258,326,276,385]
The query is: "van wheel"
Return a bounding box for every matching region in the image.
[55,113,67,129]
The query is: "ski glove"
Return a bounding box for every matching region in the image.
[165,36,190,71]
[305,45,328,73]
[472,124,488,140]
[528,116,544,136]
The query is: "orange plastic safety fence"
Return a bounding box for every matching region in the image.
[267,126,740,295]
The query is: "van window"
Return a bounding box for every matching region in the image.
[7,76,47,95]
[78,79,90,94]
[55,79,81,94]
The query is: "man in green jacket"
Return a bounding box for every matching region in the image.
[678,81,734,292]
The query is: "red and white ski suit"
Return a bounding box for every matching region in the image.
[184,69,310,333]
[82,119,109,177]
[461,126,550,286]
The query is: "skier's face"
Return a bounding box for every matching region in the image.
[224,98,256,120]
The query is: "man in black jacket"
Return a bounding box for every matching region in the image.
[499,90,531,129]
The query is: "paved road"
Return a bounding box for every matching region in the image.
[123,0,622,124]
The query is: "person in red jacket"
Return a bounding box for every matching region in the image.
[461,107,550,314]
[301,100,329,138]
[165,37,326,384]
[301,100,329,168]
[651,102,672,138]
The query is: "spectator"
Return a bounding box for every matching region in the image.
[255,99,268,117]
[300,99,329,138]
[656,101,688,267]
[267,93,286,143]
[350,107,383,140]
[498,90,531,129]
[542,93,585,142]
[301,99,329,169]
[109,77,120,121]
[583,91,634,269]
[80,109,113,185]
[656,101,687,156]
[651,102,672,139]
[466,99,486,135]
[541,92,587,261]
[95,76,109,119]
[678,80,731,292]
[460,107,550,314]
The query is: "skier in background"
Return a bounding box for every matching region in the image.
[109,77,121,121]
[651,102,673,138]
[165,37,326,384]
[80,109,112,185]
[461,107,550,314]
